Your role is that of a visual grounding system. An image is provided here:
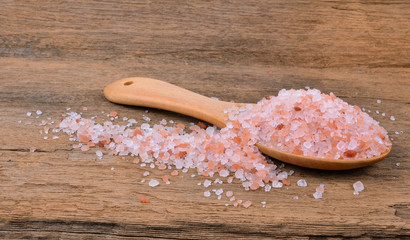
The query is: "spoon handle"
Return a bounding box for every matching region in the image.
[104,77,236,128]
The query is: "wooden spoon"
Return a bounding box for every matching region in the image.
[104,77,392,170]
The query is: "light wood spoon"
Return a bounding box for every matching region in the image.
[104,77,392,170]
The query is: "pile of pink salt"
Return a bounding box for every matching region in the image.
[57,112,279,191]
[225,89,391,159]
[56,88,390,191]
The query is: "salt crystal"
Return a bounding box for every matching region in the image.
[140,163,146,167]
[36,110,42,115]
[377,100,381,104]
[150,163,155,169]
[52,136,59,139]
[123,117,128,121]
[149,179,160,187]
[219,169,229,177]
[225,203,229,206]
[243,200,252,208]
[111,167,115,171]
[396,162,400,167]
[142,115,151,121]
[27,112,32,117]
[197,182,201,186]
[217,195,222,200]
[191,174,196,178]
[66,107,71,111]
[140,179,145,183]
[390,116,395,121]
[297,179,307,187]
[141,123,150,130]
[272,181,283,188]
[204,191,211,197]
[265,185,272,192]
[353,181,364,192]
[43,136,48,139]
[203,179,212,188]
[143,171,150,176]
[96,150,103,157]
[215,188,223,195]
[293,196,299,200]
[182,168,188,173]
[313,191,322,199]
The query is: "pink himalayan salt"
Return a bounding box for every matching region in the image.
[56,89,390,191]
[58,111,279,190]
[225,89,391,159]
[243,200,252,208]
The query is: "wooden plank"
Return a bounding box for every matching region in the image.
[0,0,409,239]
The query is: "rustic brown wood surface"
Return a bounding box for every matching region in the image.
[1,0,409,239]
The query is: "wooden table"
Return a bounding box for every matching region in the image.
[1,1,409,239]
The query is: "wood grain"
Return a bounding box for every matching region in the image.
[0,0,409,239]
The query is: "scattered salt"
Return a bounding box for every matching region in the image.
[111,167,115,171]
[243,200,252,208]
[396,162,400,167]
[204,191,211,197]
[149,179,160,187]
[377,100,381,104]
[272,181,283,188]
[36,110,42,115]
[353,181,364,194]
[313,191,322,199]
[297,179,307,187]
[203,179,212,188]
[27,112,32,117]
[143,171,150,176]
[390,116,395,121]
[96,150,103,158]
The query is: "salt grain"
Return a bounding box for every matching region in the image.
[297,179,307,187]
[27,112,32,117]
[272,181,283,188]
[204,191,211,197]
[377,100,381,104]
[203,179,212,188]
[396,162,400,167]
[36,110,42,115]
[96,150,103,158]
[143,171,150,176]
[313,191,322,199]
[243,200,252,208]
[353,181,364,194]
[390,116,396,121]
[149,179,160,187]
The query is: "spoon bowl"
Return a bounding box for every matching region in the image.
[104,77,392,170]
